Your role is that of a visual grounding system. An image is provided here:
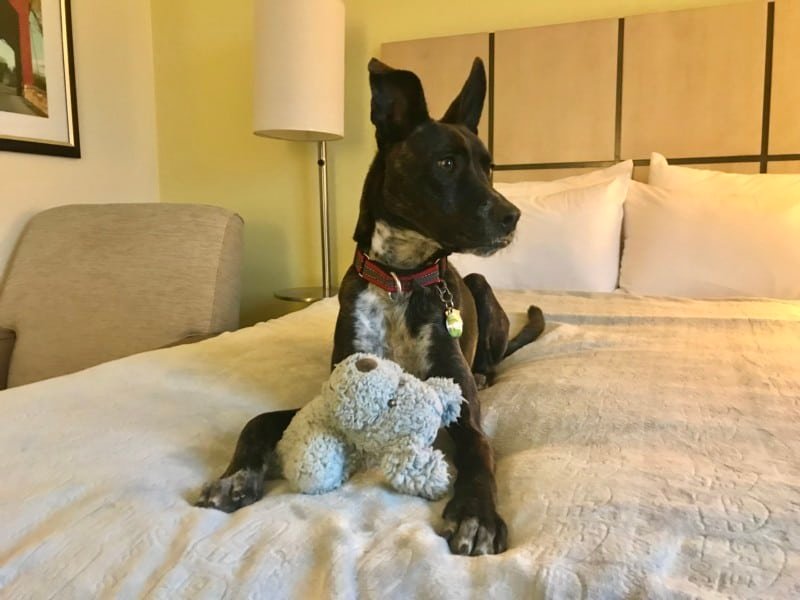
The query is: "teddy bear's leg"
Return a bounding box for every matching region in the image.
[380,447,452,500]
[279,432,352,495]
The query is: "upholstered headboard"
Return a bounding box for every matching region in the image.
[381,0,799,182]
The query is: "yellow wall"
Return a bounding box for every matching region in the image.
[151,0,749,325]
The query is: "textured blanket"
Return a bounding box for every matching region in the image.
[1,291,799,599]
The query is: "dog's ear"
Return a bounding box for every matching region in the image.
[368,58,430,147]
[440,58,486,134]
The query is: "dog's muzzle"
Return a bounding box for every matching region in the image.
[470,234,514,257]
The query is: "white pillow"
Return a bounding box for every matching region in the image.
[619,180,800,299]
[451,176,629,292]
[648,152,800,200]
[496,160,633,198]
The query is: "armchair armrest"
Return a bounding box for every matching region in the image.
[159,332,220,349]
[0,328,16,391]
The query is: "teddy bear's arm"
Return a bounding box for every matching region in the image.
[380,446,452,500]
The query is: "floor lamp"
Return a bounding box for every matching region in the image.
[253,0,345,302]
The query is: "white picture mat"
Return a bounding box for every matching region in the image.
[0,0,73,145]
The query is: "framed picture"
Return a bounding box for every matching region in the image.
[0,0,79,157]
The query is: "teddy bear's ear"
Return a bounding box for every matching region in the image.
[425,377,464,426]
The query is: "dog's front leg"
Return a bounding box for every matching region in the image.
[196,409,297,511]
[330,273,368,368]
[445,403,507,556]
[433,358,507,556]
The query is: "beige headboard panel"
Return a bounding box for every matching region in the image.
[493,18,619,166]
[770,0,800,155]
[381,0,800,182]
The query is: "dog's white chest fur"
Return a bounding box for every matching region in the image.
[352,287,433,379]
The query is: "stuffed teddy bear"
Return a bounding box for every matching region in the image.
[277,353,464,500]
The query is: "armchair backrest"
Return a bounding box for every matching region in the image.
[0,203,243,388]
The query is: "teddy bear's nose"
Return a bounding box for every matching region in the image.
[355,357,378,372]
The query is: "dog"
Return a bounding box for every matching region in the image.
[197,57,545,556]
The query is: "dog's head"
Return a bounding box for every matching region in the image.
[354,58,520,258]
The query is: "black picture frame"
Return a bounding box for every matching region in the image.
[0,0,80,158]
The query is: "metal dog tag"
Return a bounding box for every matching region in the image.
[445,307,463,338]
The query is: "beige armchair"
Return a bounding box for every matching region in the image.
[0,203,243,389]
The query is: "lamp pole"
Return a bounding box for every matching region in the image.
[318,140,333,297]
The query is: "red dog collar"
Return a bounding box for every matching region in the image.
[354,248,446,294]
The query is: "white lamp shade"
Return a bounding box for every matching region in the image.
[253,0,345,141]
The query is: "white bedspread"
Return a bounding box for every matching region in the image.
[1,291,799,599]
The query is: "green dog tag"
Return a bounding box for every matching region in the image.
[445,307,463,338]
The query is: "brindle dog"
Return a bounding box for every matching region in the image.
[197,57,545,556]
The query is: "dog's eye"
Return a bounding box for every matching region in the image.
[437,157,456,171]
[388,397,397,408]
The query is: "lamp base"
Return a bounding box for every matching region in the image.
[274,286,338,304]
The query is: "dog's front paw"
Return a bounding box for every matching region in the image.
[194,468,264,512]
[441,493,508,556]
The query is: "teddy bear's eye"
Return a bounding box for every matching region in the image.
[388,397,397,408]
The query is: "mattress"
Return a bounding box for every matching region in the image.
[1,291,799,599]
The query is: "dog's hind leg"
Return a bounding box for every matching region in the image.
[463,273,510,388]
[195,409,297,512]
[464,274,546,386]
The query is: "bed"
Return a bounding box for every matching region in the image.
[1,290,799,598]
[3,1,800,598]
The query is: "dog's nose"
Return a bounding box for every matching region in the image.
[500,206,520,234]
